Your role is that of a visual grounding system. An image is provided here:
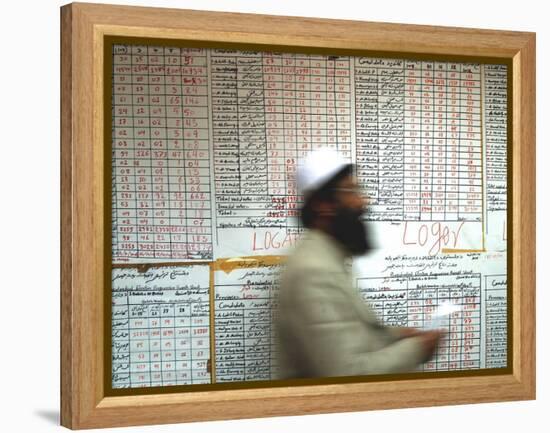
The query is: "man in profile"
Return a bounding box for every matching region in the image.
[276,149,444,379]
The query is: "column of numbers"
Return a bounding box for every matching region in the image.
[420,62,434,221]
[446,63,461,220]
[330,57,352,158]
[282,54,299,225]
[113,46,138,257]
[404,61,422,220]
[191,302,210,383]
[459,64,482,220]
[181,48,212,258]
[432,62,447,220]
[264,52,285,207]
[111,44,213,261]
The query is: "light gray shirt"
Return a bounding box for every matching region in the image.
[277,229,425,379]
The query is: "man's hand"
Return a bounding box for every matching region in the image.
[417,329,447,362]
[396,327,424,339]
[394,327,447,362]
[397,327,447,362]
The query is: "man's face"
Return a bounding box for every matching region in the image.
[329,175,371,255]
[333,175,367,215]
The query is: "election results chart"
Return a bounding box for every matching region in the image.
[110,43,507,388]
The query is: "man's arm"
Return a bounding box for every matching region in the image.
[286,273,443,376]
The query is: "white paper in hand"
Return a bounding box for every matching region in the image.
[425,301,462,330]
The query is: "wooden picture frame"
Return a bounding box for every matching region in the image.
[60,2,535,429]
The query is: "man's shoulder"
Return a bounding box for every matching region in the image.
[284,229,347,274]
[285,231,352,278]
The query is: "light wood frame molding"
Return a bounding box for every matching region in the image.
[60,2,535,429]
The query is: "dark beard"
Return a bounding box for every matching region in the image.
[331,207,373,255]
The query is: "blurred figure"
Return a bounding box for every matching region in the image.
[276,149,444,379]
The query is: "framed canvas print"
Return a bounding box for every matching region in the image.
[61,2,535,429]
